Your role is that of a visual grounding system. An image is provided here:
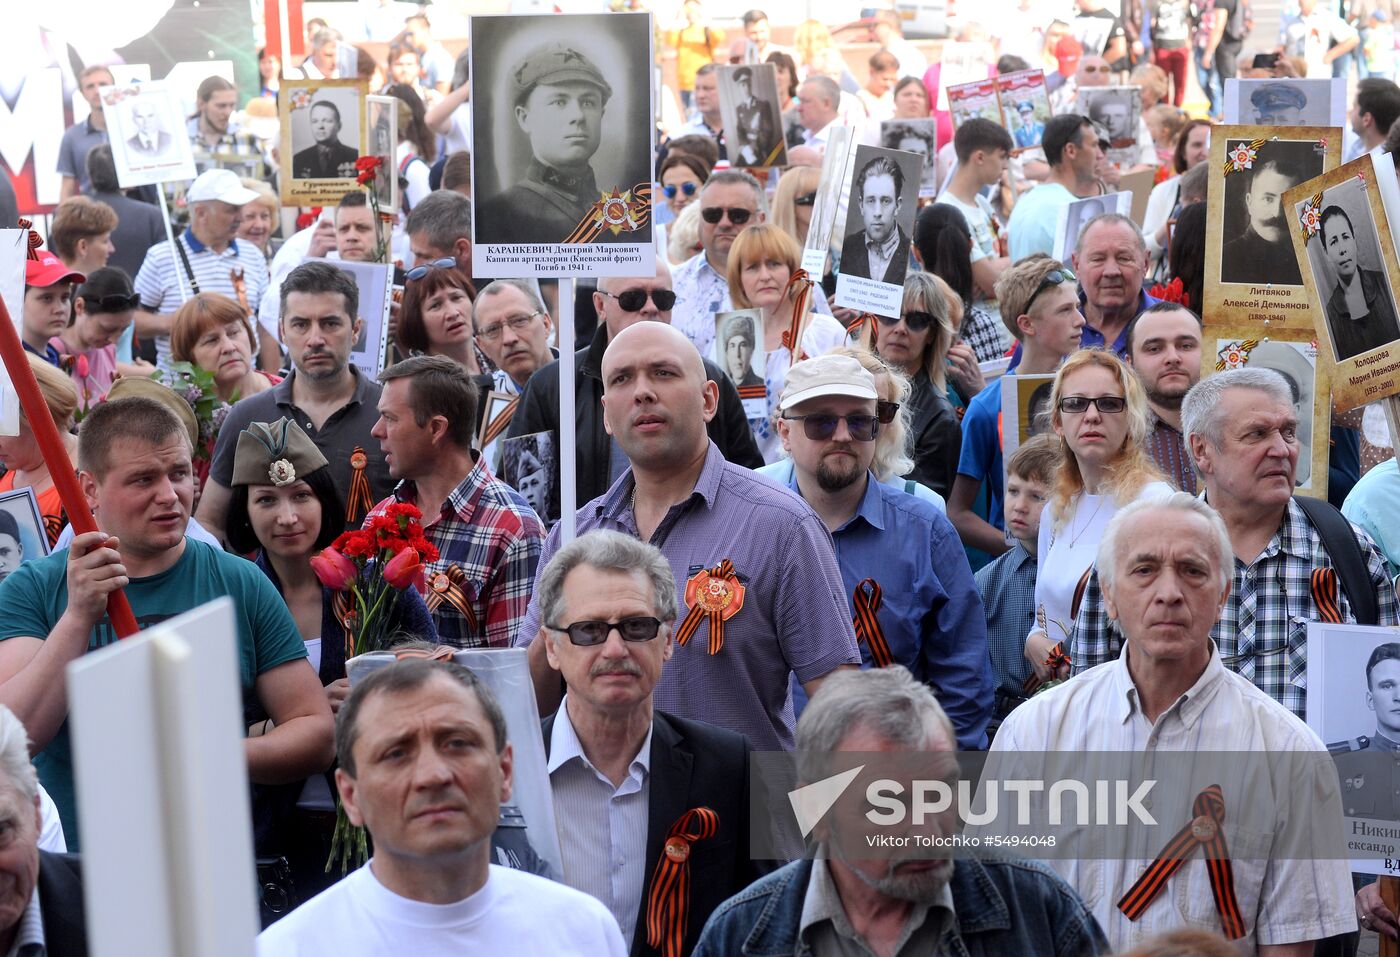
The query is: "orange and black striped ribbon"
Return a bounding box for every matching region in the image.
[1310,568,1344,624]
[230,268,251,317]
[675,559,737,656]
[780,269,815,357]
[645,807,719,957]
[1021,641,1071,695]
[481,395,520,450]
[852,578,894,668]
[345,447,373,526]
[1117,785,1246,940]
[332,590,357,659]
[562,182,653,244]
[844,313,878,351]
[426,565,479,634]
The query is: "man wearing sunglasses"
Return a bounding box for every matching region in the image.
[508,260,761,506]
[777,355,993,748]
[537,530,762,954]
[515,322,860,752]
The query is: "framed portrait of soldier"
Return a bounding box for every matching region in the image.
[478,390,518,474]
[1053,191,1132,266]
[717,64,787,169]
[307,257,393,375]
[834,144,922,317]
[279,78,367,206]
[946,78,1001,131]
[714,309,767,414]
[1211,337,1329,498]
[100,83,197,189]
[1285,153,1400,410]
[1306,621,1400,875]
[503,431,559,526]
[1223,78,1346,128]
[1203,126,1340,336]
[998,70,1051,154]
[800,125,854,276]
[471,12,655,278]
[880,120,938,197]
[364,95,399,214]
[0,487,48,582]
[1076,86,1142,169]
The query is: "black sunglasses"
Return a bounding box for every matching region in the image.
[781,413,880,442]
[405,257,456,281]
[546,616,664,646]
[600,289,679,312]
[1058,395,1127,414]
[663,182,699,199]
[794,191,817,207]
[876,400,899,424]
[82,292,141,312]
[1023,268,1077,314]
[700,206,753,225]
[878,310,936,333]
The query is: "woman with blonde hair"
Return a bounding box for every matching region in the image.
[236,178,280,259]
[0,353,79,546]
[1024,349,1170,679]
[769,166,820,248]
[725,223,846,462]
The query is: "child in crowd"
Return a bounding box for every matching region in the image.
[975,433,1061,731]
[1144,104,1187,174]
[21,251,84,366]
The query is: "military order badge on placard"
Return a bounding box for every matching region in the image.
[470,12,655,279]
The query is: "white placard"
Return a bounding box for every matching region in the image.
[1224,77,1349,128]
[99,82,198,189]
[800,126,854,277]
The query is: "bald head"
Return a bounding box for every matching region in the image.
[603,321,707,382]
[601,323,717,472]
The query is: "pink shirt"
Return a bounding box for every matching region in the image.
[49,337,118,407]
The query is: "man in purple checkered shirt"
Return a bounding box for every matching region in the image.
[1124,303,1202,495]
[367,355,546,650]
[515,323,860,751]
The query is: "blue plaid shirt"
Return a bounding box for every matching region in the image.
[975,541,1038,718]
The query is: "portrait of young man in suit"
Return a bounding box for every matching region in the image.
[840,154,912,286]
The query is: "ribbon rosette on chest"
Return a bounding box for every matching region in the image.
[268,458,296,487]
[677,560,745,655]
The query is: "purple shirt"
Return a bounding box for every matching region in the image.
[515,443,860,751]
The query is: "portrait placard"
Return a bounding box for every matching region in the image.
[100,83,198,189]
[0,230,25,344]
[0,486,48,581]
[502,430,559,526]
[946,78,1001,131]
[1285,153,1400,410]
[364,95,399,214]
[880,119,938,197]
[800,125,853,276]
[998,70,1051,154]
[279,78,367,206]
[717,64,787,169]
[1210,337,1330,497]
[1000,373,1056,488]
[834,144,922,317]
[1305,621,1400,876]
[1077,86,1142,169]
[478,390,519,473]
[1053,191,1132,266]
[471,12,655,278]
[307,257,393,376]
[1203,126,1340,336]
[714,308,767,415]
[1224,78,1347,128]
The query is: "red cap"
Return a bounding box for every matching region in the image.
[25,250,84,289]
[1055,36,1084,77]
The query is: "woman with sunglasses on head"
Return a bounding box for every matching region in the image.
[726,224,847,462]
[770,166,822,250]
[50,267,137,405]
[396,260,490,375]
[1023,349,1170,683]
[171,293,280,405]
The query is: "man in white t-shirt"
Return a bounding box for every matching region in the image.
[257,658,626,956]
[935,118,1012,307]
[1282,0,1359,78]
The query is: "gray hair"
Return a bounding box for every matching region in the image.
[404,190,471,254]
[473,279,546,328]
[801,75,841,111]
[1181,368,1294,449]
[701,169,769,216]
[1178,162,1209,204]
[796,667,955,785]
[1074,212,1147,257]
[0,707,38,803]
[537,530,679,632]
[1097,491,1233,594]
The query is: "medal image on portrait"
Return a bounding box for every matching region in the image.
[1223,77,1346,128]
[100,82,197,189]
[279,78,368,206]
[471,12,655,278]
[717,63,787,169]
[834,144,922,318]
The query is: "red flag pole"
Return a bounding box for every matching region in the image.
[0,298,139,638]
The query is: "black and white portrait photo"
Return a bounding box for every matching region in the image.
[1054,191,1132,265]
[1220,139,1321,286]
[365,94,398,213]
[279,79,367,205]
[718,64,787,169]
[472,12,654,253]
[503,431,559,526]
[0,488,46,582]
[126,97,173,160]
[100,83,196,189]
[835,145,922,316]
[1077,86,1140,150]
[880,119,938,197]
[1223,78,1346,127]
[714,309,766,390]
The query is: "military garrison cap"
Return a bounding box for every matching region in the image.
[511,42,613,107]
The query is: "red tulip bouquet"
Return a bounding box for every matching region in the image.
[310,502,439,872]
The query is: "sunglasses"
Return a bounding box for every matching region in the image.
[600,288,679,312]
[781,412,881,442]
[663,182,699,200]
[700,206,753,225]
[82,292,141,312]
[546,616,664,646]
[878,310,936,333]
[1082,64,1111,73]
[794,192,817,207]
[876,400,899,424]
[1058,395,1126,414]
[405,257,457,281]
[1023,268,1077,314]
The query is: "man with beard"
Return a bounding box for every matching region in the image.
[775,355,992,747]
[1125,303,1202,493]
[840,155,910,285]
[1221,153,1305,285]
[1320,205,1400,361]
[692,667,1109,956]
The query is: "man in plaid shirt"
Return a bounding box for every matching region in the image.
[367,355,546,649]
[1070,368,1398,719]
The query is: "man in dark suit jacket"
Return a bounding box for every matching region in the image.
[291,101,358,180]
[33,852,87,957]
[839,154,910,286]
[536,530,765,956]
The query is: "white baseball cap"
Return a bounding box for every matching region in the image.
[779,354,878,412]
[186,168,261,206]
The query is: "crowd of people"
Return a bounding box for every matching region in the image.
[5,0,1400,954]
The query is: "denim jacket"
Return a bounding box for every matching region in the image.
[692,857,1109,957]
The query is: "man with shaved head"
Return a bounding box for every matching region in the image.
[514,322,859,752]
[507,261,760,505]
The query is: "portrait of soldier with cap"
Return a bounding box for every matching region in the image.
[503,430,557,524]
[1012,100,1046,149]
[1329,642,1400,821]
[1250,82,1310,125]
[722,64,782,167]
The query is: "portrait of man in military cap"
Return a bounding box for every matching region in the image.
[1224,77,1341,126]
[1329,642,1400,822]
[1012,101,1045,150]
[473,14,654,248]
[718,63,785,168]
[1251,82,1308,124]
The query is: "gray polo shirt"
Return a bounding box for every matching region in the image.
[516,442,860,751]
[209,366,393,518]
[57,117,107,192]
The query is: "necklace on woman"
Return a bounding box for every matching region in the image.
[1066,494,1105,548]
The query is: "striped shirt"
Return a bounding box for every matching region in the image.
[989,646,1357,951]
[11,882,44,956]
[367,453,546,649]
[133,231,269,370]
[1144,411,1197,495]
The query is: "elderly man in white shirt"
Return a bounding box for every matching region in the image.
[990,492,1356,954]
